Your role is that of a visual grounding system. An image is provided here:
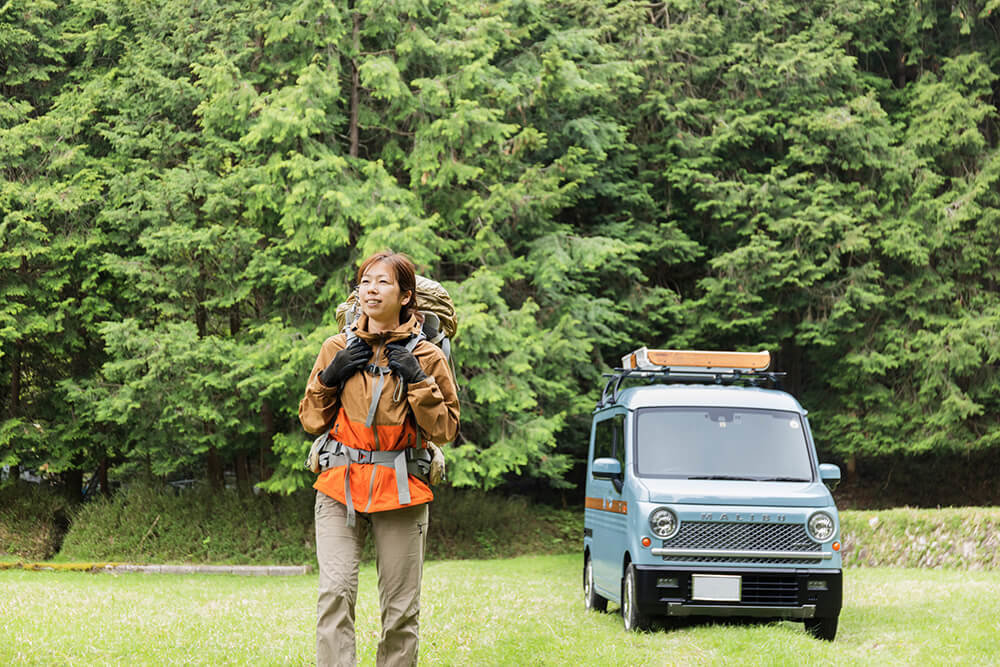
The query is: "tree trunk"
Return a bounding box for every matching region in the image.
[258,446,270,485]
[229,306,240,337]
[259,402,276,482]
[98,457,111,497]
[196,303,208,338]
[896,48,905,89]
[235,452,251,495]
[63,468,84,503]
[206,445,224,492]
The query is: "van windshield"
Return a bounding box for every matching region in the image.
[634,407,813,481]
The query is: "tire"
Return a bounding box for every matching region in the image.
[804,615,838,641]
[584,556,608,612]
[622,564,650,632]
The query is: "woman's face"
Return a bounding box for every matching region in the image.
[359,260,411,326]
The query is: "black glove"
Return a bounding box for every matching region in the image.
[386,342,427,383]
[319,338,372,387]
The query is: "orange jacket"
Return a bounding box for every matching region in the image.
[299,313,460,514]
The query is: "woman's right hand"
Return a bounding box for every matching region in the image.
[319,338,372,387]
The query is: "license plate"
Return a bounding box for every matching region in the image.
[691,574,741,602]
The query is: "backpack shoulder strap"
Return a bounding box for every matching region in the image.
[405,331,425,353]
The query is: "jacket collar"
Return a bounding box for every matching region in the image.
[352,312,422,345]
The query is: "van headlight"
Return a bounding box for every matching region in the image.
[807,511,836,542]
[649,507,679,539]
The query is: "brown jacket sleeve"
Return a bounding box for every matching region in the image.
[406,341,460,444]
[298,335,346,435]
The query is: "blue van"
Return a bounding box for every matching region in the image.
[583,349,842,640]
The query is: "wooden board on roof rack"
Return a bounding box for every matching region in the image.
[621,347,771,374]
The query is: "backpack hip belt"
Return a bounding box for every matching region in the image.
[317,437,432,527]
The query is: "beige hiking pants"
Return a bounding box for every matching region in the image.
[315,491,428,667]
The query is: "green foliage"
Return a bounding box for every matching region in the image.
[2,0,1000,495]
[0,482,72,560]
[59,483,316,565]
[425,485,580,560]
[55,483,578,564]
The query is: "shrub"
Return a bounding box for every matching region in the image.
[59,483,315,565]
[427,486,580,560]
[56,483,580,564]
[0,483,73,560]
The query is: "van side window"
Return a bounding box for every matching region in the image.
[593,414,626,469]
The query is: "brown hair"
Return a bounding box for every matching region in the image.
[357,250,417,323]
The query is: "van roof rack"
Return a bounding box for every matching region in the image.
[622,347,772,372]
[597,347,785,408]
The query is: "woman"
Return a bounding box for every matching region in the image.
[299,251,460,667]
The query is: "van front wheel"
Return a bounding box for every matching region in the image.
[622,564,650,631]
[584,556,608,612]
[804,615,838,641]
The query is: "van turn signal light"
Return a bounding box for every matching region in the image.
[641,536,652,547]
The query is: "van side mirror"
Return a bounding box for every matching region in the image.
[819,463,841,491]
[593,457,623,493]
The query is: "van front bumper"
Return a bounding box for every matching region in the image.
[632,565,842,619]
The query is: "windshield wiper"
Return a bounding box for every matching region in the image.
[757,476,810,482]
[686,475,757,481]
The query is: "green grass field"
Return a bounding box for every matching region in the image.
[3,555,998,665]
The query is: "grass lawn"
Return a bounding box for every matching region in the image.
[3,555,999,665]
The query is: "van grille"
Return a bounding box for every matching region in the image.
[663,521,821,564]
[741,575,799,605]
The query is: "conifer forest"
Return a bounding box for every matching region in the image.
[3,1,1000,498]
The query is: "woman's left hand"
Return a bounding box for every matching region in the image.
[386,343,427,383]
